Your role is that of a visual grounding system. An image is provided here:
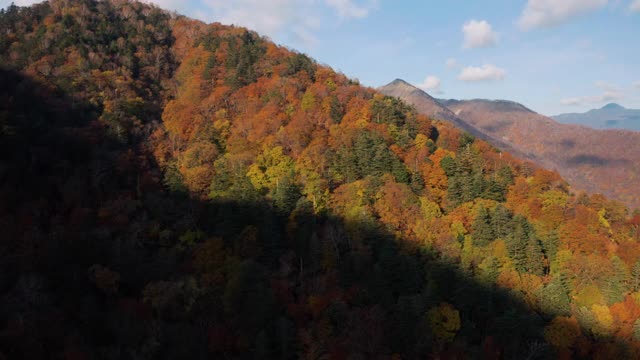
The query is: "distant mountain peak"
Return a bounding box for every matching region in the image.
[552,103,640,131]
[381,79,425,94]
[602,103,625,110]
[378,79,458,122]
[389,78,410,86]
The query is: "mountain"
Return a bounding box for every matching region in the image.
[442,98,640,209]
[378,80,532,161]
[552,103,640,131]
[3,1,640,359]
[382,80,640,209]
[378,79,458,122]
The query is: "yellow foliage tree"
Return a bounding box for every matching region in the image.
[426,303,461,344]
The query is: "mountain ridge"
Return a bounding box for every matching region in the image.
[552,103,640,131]
[381,79,640,208]
[377,79,537,163]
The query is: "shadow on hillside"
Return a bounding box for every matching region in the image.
[565,154,632,168]
[0,69,636,359]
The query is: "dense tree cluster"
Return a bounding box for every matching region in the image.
[2,1,640,359]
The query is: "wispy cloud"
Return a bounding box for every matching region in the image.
[560,92,622,106]
[446,58,459,69]
[325,0,378,19]
[417,75,443,94]
[518,0,608,30]
[199,0,378,46]
[561,81,625,106]
[141,0,379,48]
[462,20,498,49]
[632,0,640,12]
[458,64,506,82]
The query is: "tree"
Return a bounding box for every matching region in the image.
[247,146,295,194]
[472,206,494,246]
[209,156,259,202]
[602,256,629,304]
[537,275,571,316]
[272,173,302,215]
[544,316,581,352]
[525,235,545,276]
[491,204,513,239]
[633,319,640,341]
[478,256,501,286]
[632,260,640,291]
[506,216,530,273]
[426,303,461,346]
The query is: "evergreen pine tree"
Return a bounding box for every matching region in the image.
[272,174,301,215]
[410,170,425,194]
[632,260,640,291]
[440,156,457,177]
[603,256,629,304]
[472,206,494,247]
[471,172,486,199]
[525,235,545,276]
[507,216,530,273]
[537,275,571,316]
[633,319,640,341]
[497,165,515,186]
[540,231,560,264]
[491,204,513,239]
[447,175,464,206]
[483,179,506,202]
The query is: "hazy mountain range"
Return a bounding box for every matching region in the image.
[552,103,640,132]
[379,79,640,209]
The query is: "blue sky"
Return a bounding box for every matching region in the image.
[5,0,640,115]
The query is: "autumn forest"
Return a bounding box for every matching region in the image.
[2,1,640,359]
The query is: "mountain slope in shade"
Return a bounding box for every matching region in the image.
[552,103,640,131]
[442,99,640,209]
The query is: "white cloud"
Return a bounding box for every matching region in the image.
[197,0,378,45]
[462,20,498,49]
[634,81,640,89]
[518,0,608,30]
[325,0,378,19]
[560,97,583,106]
[631,0,640,12]
[417,75,442,94]
[458,64,506,82]
[446,58,459,69]
[560,83,625,106]
[202,0,315,40]
[595,80,620,92]
[560,92,622,106]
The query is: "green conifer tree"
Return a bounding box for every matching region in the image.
[472,206,494,247]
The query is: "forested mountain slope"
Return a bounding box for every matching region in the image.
[442,98,640,210]
[2,1,640,359]
[380,80,640,209]
[378,80,535,165]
